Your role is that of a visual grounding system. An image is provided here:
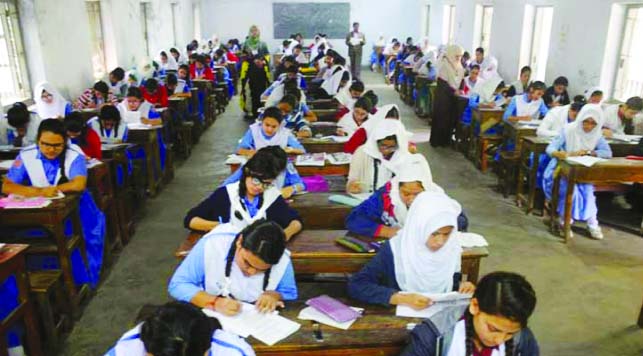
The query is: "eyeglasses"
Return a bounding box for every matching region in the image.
[251,177,274,189]
[39,140,64,149]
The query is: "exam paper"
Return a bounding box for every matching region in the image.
[203,303,300,345]
[565,156,605,167]
[298,306,364,330]
[396,292,472,318]
[456,232,489,248]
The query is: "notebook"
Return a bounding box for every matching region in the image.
[327,152,351,165]
[202,302,300,346]
[0,196,52,209]
[306,295,362,323]
[298,306,364,330]
[295,153,326,167]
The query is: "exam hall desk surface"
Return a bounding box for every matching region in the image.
[252,300,422,356]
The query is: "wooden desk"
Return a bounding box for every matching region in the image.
[0,146,20,160]
[301,139,344,153]
[414,76,434,119]
[288,230,488,281]
[192,79,216,126]
[470,108,504,172]
[0,244,42,356]
[252,300,420,356]
[229,162,349,177]
[310,123,339,137]
[0,196,89,308]
[307,99,339,110]
[76,108,99,122]
[126,126,163,197]
[638,297,643,328]
[502,121,538,155]
[86,161,121,257]
[312,109,339,123]
[101,143,135,243]
[517,136,640,215]
[289,193,351,229]
[550,158,643,242]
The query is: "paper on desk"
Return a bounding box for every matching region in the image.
[0,160,14,170]
[327,152,351,165]
[396,292,471,318]
[123,111,142,124]
[225,154,248,165]
[349,193,371,202]
[320,135,350,143]
[565,156,605,167]
[455,232,488,248]
[203,303,300,345]
[611,134,643,143]
[87,158,103,168]
[517,121,541,127]
[0,195,53,209]
[0,243,5,250]
[296,153,326,167]
[298,306,364,330]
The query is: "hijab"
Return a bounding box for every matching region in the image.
[362,119,410,172]
[472,75,503,103]
[390,191,463,293]
[245,25,261,49]
[34,82,68,119]
[375,34,386,47]
[361,104,400,135]
[438,45,465,89]
[389,156,443,226]
[584,86,603,102]
[159,51,178,71]
[563,104,605,153]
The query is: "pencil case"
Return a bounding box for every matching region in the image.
[335,236,374,253]
[306,295,361,323]
[625,155,643,161]
[301,175,329,192]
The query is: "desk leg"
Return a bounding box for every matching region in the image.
[17,260,44,356]
[48,223,79,305]
[564,179,575,243]
[550,174,561,233]
[516,148,527,209]
[638,298,643,328]
[527,155,540,215]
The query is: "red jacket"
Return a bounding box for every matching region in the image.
[190,65,214,81]
[141,85,169,108]
[343,127,367,154]
[79,129,102,159]
[226,52,239,62]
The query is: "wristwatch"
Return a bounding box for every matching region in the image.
[586,150,592,156]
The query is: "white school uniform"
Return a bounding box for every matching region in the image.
[602,104,626,135]
[515,94,544,121]
[105,323,256,356]
[88,116,127,143]
[225,181,281,229]
[0,113,42,146]
[117,101,153,125]
[537,105,572,137]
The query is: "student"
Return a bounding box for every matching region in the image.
[537,97,585,138]
[347,119,412,194]
[237,107,305,156]
[543,104,612,239]
[277,94,311,138]
[347,191,475,307]
[292,44,307,64]
[0,102,41,146]
[460,65,480,96]
[401,272,539,356]
[346,159,464,239]
[185,149,302,237]
[89,105,127,143]
[469,47,498,80]
[118,87,162,126]
[543,76,571,108]
[221,146,304,199]
[170,47,188,65]
[315,50,350,98]
[602,96,643,136]
[191,55,215,81]
[503,81,548,123]
[108,67,129,99]
[177,64,192,90]
[343,102,396,154]
[141,78,169,108]
[240,54,271,119]
[165,73,190,97]
[506,66,532,97]
[337,96,373,137]
[169,220,297,314]
[74,81,118,109]
[462,76,506,127]
[33,82,73,119]
[335,80,365,112]
[64,112,102,159]
[159,50,179,74]
[584,87,603,104]
[3,119,105,287]
[105,301,255,356]
[262,66,306,102]
[430,45,465,148]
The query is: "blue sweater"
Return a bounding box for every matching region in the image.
[347,242,461,306]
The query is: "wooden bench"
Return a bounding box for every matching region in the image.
[290,193,352,229]
[101,143,135,243]
[470,108,505,173]
[126,126,164,197]
[86,161,121,265]
[229,162,349,177]
[168,96,193,158]
[0,244,43,356]
[29,270,70,355]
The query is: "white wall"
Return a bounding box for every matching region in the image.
[435,0,643,98]
[199,0,427,65]
[18,0,197,100]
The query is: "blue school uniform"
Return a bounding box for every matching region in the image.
[460,94,504,128]
[236,126,305,152]
[347,242,461,305]
[494,94,549,160]
[1,276,21,348]
[168,227,298,303]
[542,133,612,222]
[6,145,105,288]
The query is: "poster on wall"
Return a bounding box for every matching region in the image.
[273,2,350,39]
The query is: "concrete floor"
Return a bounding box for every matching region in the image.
[61,70,643,356]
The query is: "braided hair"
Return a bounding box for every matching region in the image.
[465,272,536,356]
[224,219,287,298]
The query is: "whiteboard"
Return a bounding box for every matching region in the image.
[273,3,350,39]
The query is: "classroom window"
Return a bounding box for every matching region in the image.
[140,2,151,57]
[423,5,431,38]
[86,0,107,80]
[473,5,493,50]
[0,0,30,105]
[518,5,553,81]
[442,5,456,44]
[193,3,201,41]
[171,2,179,47]
[612,5,643,101]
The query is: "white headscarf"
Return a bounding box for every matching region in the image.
[211,34,220,49]
[417,37,431,53]
[390,191,463,293]
[472,75,503,103]
[138,57,155,81]
[584,86,603,103]
[375,34,386,47]
[563,104,605,153]
[389,156,444,226]
[361,104,400,135]
[160,51,178,71]
[438,45,465,89]
[362,119,410,172]
[33,82,68,119]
